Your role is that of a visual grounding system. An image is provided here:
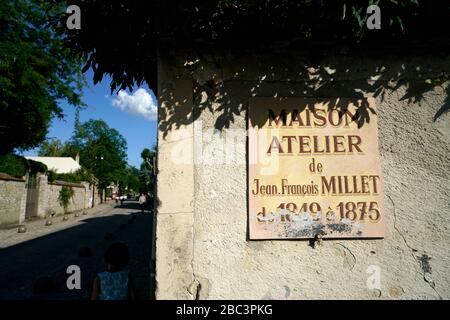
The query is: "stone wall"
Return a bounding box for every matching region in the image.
[0,172,99,226]
[36,173,102,217]
[155,46,450,300]
[83,182,95,209]
[45,183,86,216]
[0,174,26,227]
[36,173,48,218]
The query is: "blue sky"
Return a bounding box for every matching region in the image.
[22,69,157,168]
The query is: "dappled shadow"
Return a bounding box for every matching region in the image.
[158,46,449,136]
[49,1,449,135]
[0,208,153,300]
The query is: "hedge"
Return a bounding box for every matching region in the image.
[0,154,47,178]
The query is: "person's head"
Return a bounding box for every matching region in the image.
[104,242,129,271]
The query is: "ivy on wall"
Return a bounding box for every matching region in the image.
[58,186,75,214]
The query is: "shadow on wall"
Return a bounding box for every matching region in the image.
[158,47,450,136]
[0,205,153,300]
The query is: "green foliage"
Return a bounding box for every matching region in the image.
[69,119,128,189]
[38,120,127,189]
[118,166,140,193]
[38,139,76,157]
[0,154,47,178]
[47,168,93,184]
[141,147,156,173]
[0,0,85,155]
[53,0,448,93]
[28,159,48,175]
[139,162,151,194]
[200,0,431,41]
[58,186,75,213]
[139,146,156,194]
[0,154,29,177]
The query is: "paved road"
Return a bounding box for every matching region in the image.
[0,201,154,300]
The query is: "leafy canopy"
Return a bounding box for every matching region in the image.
[0,0,85,155]
[119,165,140,193]
[53,0,449,93]
[37,122,130,188]
[69,119,128,189]
[38,138,76,157]
[139,146,156,194]
[0,154,48,178]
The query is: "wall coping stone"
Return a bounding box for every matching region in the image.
[0,172,25,182]
[49,180,85,188]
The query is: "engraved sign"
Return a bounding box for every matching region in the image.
[248,98,385,239]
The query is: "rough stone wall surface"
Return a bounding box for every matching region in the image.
[91,185,102,207]
[45,183,87,216]
[155,56,195,299]
[36,173,48,218]
[156,48,450,300]
[0,178,26,227]
[18,179,27,224]
[0,172,99,226]
[82,182,93,209]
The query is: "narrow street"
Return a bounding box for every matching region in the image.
[0,201,153,300]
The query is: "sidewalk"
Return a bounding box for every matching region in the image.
[0,201,115,249]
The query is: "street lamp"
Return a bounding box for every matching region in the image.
[93,155,104,205]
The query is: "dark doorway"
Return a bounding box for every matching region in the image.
[25,174,39,220]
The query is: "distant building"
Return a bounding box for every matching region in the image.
[25,156,81,174]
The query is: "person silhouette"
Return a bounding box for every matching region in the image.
[91,242,135,300]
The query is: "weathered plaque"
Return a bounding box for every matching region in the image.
[248,98,385,239]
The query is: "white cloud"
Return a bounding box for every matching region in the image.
[111,88,157,120]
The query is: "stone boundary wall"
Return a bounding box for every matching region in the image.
[0,172,100,226]
[0,175,26,227]
[43,180,88,217]
[37,174,99,217]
